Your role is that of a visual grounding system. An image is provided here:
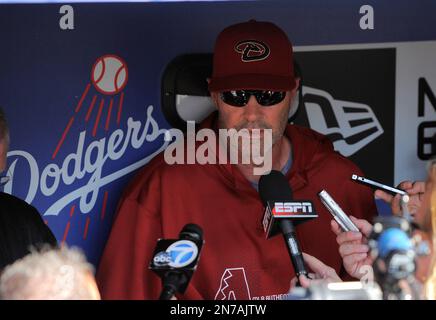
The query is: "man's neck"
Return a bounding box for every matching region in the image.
[236,135,291,184]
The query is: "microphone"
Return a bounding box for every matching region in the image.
[368,216,426,300]
[149,223,204,300]
[258,170,317,279]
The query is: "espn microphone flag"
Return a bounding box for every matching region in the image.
[262,201,318,239]
[259,170,317,278]
[259,170,317,239]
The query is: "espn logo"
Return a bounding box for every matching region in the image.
[263,201,318,237]
[273,202,313,215]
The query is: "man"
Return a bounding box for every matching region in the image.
[0,107,57,271]
[97,20,376,300]
[0,246,100,300]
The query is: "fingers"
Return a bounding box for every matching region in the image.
[391,194,403,215]
[398,180,426,218]
[375,190,402,215]
[400,180,426,194]
[338,243,369,257]
[302,253,337,280]
[298,275,311,288]
[330,220,342,236]
[397,180,414,191]
[343,253,368,275]
[374,189,393,203]
[290,276,298,289]
[331,218,371,238]
[375,181,425,202]
[291,274,315,289]
[302,252,329,275]
[349,216,373,237]
[336,230,362,246]
[407,196,421,216]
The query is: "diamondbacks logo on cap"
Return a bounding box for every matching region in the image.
[234,40,270,62]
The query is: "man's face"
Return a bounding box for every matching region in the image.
[415,164,436,233]
[211,80,300,147]
[414,164,436,283]
[0,139,7,173]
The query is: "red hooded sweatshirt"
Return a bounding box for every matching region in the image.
[97,112,377,300]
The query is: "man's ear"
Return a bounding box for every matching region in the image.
[210,91,219,109]
[293,78,301,93]
[288,77,301,101]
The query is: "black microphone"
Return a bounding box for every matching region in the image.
[149,223,204,300]
[258,170,317,279]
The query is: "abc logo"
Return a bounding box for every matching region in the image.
[153,251,172,266]
[166,240,198,268]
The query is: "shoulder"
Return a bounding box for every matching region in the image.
[0,192,56,239]
[289,124,331,142]
[0,192,40,215]
[120,147,201,202]
[289,125,362,173]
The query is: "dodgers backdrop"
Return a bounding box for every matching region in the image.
[1,1,436,266]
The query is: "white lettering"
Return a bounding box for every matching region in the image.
[359,5,375,30]
[4,151,39,203]
[40,163,61,196]
[274,202,313,213]
[5,105,169,216]
[59,5,74,30]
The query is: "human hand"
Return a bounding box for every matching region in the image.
[331,216,374,279]
[290,252,342,289]
[375,180,425,217]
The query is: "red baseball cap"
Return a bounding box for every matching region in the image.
[208,20,296,92]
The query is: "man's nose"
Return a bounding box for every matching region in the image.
[243,95,263,122]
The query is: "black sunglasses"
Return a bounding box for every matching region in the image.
[219,90,286,107]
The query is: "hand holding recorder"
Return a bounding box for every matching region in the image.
[318,190,359,232]
[317,189,372,279]
[375,180,425,217]
[331,216,374,280]
[351,174,425,218]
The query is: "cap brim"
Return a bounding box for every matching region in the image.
[208,74,296,92]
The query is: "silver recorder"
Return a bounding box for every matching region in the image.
[351,174,406,195]
[318,190,359,232]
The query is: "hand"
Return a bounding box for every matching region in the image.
[331,216,373,279]
[375,180,425,217]
[290,252,342,289]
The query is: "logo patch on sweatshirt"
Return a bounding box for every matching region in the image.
[214,268,251,300]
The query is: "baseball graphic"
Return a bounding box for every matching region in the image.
[91,54,128,95]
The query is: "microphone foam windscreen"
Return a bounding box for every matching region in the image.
[258,170,293,205]
[179,223,203,241]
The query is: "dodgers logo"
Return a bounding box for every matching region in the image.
[3,53,170,245]
[166,240,198,268]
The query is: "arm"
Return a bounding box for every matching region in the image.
[331,217,373,280]
[336,168,377,280]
